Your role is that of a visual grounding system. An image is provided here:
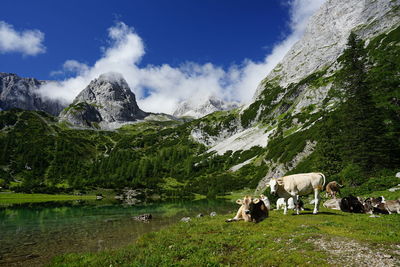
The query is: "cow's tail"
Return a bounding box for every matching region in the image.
[319,173,326,190]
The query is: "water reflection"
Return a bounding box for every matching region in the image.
[0,199,233,266]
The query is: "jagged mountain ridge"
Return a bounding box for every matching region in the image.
[59,72,148,128]
[0,72,65,115]
[173,96,240,119]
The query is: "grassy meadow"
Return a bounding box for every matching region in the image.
[50,204,400,266]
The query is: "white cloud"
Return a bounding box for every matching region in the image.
[0,21,46,56]
[39,0,325,113]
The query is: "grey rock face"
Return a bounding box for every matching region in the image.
[173,96,240,119]
[60,72,148,128]
[59,102,102,128]
[253,0,400,100]
[0,72,65,115]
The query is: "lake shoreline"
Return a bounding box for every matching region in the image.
[0,198,233,267]
[50,207,400,266]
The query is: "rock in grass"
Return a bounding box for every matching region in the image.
[196,213,204,218]
[369,214,381,218]
[210,212,217,217]
[181,217,191,222]
[388,187,400,192]
[396,172,400,178]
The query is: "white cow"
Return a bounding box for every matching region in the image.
[267,172,325,215]
[276,197,295,210]
[260,194,271,210]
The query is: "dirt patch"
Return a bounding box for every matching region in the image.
[309,237,400,267]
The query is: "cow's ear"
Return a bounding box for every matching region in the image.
[253,198,260,204]
[265,184,270,188]
[236,199,243,205]
[277,178,284,186]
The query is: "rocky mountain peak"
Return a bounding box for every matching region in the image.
[0,72,65,115]
[59,72,148,128]
[173,95,240,119]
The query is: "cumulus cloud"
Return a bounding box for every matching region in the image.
[39,0,325,113]
[0,21,46,56]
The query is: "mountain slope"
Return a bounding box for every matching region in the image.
[0,72,65,115]
[188,0,400,192]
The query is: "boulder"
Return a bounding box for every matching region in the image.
[181,217,191,222]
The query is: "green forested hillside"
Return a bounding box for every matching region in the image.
[0,109,266,197]
[0,27,399,197]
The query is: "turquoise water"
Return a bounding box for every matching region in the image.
[0,199,233,266]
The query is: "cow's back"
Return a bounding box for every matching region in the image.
[282,173,324,195]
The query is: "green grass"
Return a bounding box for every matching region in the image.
[50,205,400,267]
[0,192,96,205]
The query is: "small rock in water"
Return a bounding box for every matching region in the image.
[133,213,152,222]
[196,213,204,218]
[210,212,217,217]
[181,217,191,222]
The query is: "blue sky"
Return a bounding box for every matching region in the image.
[0,0,325,113]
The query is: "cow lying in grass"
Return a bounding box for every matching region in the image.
[267,172,326,215]
[336,195,400,215]
[340,195,365,213]
[364,196,400,214]
[323,198,341,210]
[226,195,269,223]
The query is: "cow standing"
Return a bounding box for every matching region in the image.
[267,172,326,215]
[325,181,343,199]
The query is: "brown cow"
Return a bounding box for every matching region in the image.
[325,181,343,199]
[369,196,400,214]
[225,196,268,223]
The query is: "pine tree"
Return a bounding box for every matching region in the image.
[336,32,389,175]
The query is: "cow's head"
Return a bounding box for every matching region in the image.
[236,196,253,215]
[267,178,283,195]
[370,196,385,208]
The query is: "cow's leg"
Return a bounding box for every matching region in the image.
[293,195,300,215]
[226,206,243,222]
[283,198,288,215]
[313,189,321,214]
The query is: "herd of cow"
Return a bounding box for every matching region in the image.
[226,172,400,223]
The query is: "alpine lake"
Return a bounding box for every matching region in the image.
[0,197,233,266]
